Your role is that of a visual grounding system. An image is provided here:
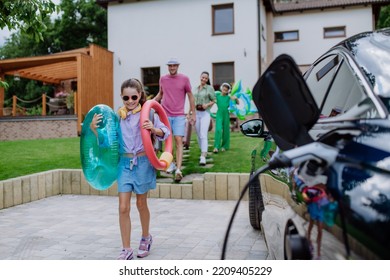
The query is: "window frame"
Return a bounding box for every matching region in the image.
[141,66,160,97]
[212,3,234,36]
[274,30,299,42]
[324,26,346,39]
[212,61,235,89]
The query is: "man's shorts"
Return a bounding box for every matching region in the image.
[168,116,186,137]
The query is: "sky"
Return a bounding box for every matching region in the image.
[0,28,10,46]
[0,0,61,46]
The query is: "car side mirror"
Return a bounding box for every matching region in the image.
[252,54,320,150]
[240,119,268,137]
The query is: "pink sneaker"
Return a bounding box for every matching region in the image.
[137,235,152,258]
[117,248,134,260]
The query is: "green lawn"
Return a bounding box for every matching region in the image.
[183,131,263,174]
[0,131,265,181]
[0,138,81,181]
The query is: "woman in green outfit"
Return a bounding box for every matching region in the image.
[213,83,239,153]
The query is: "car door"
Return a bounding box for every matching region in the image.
[303,49,390,259]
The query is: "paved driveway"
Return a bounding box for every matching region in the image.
[0,195,268,260]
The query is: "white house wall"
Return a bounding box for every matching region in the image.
[272,6,373,66]
[259,1,267,66]
[107,0,260,111]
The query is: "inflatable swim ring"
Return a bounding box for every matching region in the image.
[302,186,326,203]
[140,100,173,171]
[80,104,120,190]
[229,92,251,120]
[228,80,258,120]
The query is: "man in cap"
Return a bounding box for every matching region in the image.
[154,58,196,182]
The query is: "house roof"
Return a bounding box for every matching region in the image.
[0,47,90,84]
[95,0,122,8]
[272,0,390,13]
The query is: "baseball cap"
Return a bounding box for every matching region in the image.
[166,58,180,65]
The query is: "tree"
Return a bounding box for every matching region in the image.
[50,0,107,52]
[0,0,107,107]
[0,0,107,57]
[0,0,56,42]
[0,17,55,59]
[0,0,56,88]
[377,6,390,29]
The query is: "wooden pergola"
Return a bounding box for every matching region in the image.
[0,44,113,134]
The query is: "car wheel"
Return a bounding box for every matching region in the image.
[284,223,311,260]
[248,172,264,230]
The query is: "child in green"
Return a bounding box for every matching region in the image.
[260,134,273,161]
[213,83,239,153]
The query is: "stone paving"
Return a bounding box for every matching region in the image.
[0,195,268,260]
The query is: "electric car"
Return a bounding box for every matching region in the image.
[240,28,390,260]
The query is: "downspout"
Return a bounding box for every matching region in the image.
[257,0,262,77]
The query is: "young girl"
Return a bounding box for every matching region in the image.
[90,78,170,260]
[304,183,328,259]
[213,83,239,153]
[193,71,216,165]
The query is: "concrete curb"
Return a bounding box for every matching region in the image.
[0,169,250,210]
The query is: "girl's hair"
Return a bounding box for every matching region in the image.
[201,71,211,85]
[120,78,147,106]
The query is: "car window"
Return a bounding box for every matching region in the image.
[322,60,380,119]
[305,54,339,109]
[306,53,380,120]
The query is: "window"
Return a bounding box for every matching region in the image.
[324,26,346,38]
[305,54,378,119]
[212,62,234,88]
[274,30,299,42]
[322,60,376,119]
[212,4,234,35]
[316,56,339,81]
[305,55,340,109]
[142,67,160,98]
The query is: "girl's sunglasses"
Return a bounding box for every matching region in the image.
[122,95,139,101]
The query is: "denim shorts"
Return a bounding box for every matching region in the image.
[168,116,186,136]
[117,155,156,194]
[307,202,324,222]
